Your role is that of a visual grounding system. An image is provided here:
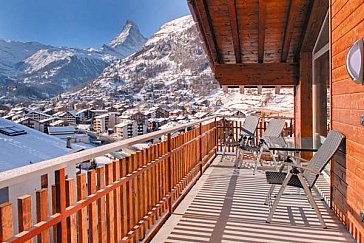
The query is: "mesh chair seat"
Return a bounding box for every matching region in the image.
[266,171,303,188]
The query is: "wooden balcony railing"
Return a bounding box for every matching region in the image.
[0,115,294,243]
[217,116,294,153]
[0,117,217,243]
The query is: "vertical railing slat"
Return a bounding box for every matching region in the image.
[97,166,107,243]
[105,163,115,243]
[65,178,77,243]
[87,169,98,243]
[51,185,58,243]
[76,173,88,243]
[36,188,50,243]
[18,195,32,243]
[120,158,128,237]
[55,169,67,242]
[113,160,122,242]
[0,203,13,241]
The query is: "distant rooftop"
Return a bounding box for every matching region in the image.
[0,118,84,172]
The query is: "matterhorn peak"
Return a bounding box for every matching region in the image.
[109,20,146,48]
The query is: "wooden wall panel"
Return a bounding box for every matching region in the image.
[331,0,364,241]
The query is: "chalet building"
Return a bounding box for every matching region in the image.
[48,126,89,144]
[124,110,149,135]
[114,120,138,139]
[76,109,93,123]
[54,111,78,124]
[93,113,119,134]
[90,109,108,119]
[39,117,58,133]
[15,117,41,132]
[25,110,52,122]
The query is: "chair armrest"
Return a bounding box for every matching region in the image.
[281,162,320,175]
[240,128,255,136]
[269,147,318,152]
[287,155,310,163]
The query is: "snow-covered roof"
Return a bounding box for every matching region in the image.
[115,120,134,128]
[0,118,84,172]
[48,126,76,135]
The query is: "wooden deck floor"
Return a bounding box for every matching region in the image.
[152,155,354,243]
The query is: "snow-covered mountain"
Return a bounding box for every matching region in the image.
[78,16,219,98]
[72,15,293,116]
[0,20,147,99]
[102,20,147,59]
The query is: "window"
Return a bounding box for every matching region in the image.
[0,187,9,204]
[0,126,27,136]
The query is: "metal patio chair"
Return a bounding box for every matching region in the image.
[238,118,286,174]
[220,115,260,163]
[265,130,344,228]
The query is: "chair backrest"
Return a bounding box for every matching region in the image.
[304,130,344,188]
[262,118,286,139]
[241,115,260,136]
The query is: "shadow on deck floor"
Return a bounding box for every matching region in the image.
[152,155,354,243]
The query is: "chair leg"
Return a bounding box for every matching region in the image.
[270,151,279,171]
[220,143,227,162]
[254,147,263,175]
[264,184,275,205]
[233,147,239,166]
[297,174,327,229]
[266,173,292,223]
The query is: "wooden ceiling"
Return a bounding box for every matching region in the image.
[188,0,314,86]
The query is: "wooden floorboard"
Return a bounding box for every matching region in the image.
[152,155,354,243]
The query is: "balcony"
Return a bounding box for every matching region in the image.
[0,117,353,242]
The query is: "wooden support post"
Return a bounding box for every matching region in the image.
[87,169,98,243]
[295,52,313,158]
[36,188,50,243]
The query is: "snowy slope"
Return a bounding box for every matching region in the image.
[81,16,218,97]
[73,15,293,115]
[0,40,51,76]
[0,20,147,99]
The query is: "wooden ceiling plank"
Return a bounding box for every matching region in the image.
[214,63,298,86]
[281,0,300,62]
[188,0,222,64]
[227,0,241,63]
[258,0,266,63]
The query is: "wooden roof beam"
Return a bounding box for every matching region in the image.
[214,63,298,86]
[258,0,266,63]
[281,0,300,62]
[295,0,328,60]
[227,0,241,63]
[188,0,221,64]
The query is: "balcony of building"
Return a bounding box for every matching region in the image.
[0,116,354,242]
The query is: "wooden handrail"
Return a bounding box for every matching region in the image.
[0,118,218,243]
[0,117,215,188]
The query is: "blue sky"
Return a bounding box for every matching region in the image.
[0,0,190,48]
